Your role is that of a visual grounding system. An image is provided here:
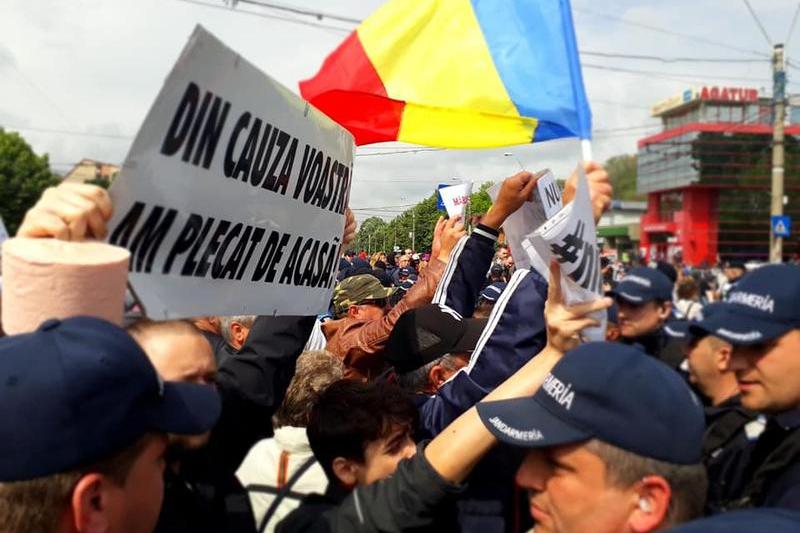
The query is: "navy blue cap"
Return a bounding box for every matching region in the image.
[667,509,800,532]
[476,342,705,464]
[690,264,800,345]
[398,267,413,277]
[479,282,507,303]
[610,267,673,304]
[0,317,221,482]
[607,302,619,324]
[490,263,505,275]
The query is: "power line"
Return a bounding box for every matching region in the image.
[573,6,769,58]
[787,2,800,47]
[236,0,362,24]
[741,0,773,47]
[582,62,771,84]
[176,0,352,33]
[0,123,135,140]
[581,50,768,64]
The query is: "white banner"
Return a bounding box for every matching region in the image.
[524,166,606,341]
[107,26,354,319]
[439,182,472,219]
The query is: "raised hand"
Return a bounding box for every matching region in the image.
[17,183,113,241]
[562,161,612,224]
[544,260,612,353]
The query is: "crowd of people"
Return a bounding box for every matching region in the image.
[1,163,800,533]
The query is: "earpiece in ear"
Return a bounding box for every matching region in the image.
[639,498,652,513]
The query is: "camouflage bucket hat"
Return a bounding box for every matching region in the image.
[333,274,396,317]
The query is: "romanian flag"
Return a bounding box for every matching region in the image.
[300,0,591,148]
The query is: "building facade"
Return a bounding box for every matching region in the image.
[637,86,800,266]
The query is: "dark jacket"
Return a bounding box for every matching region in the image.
[156,315,315,533]
[276,443,463,533]
[702,395,764,514]
[622,328,686,370]
[722,409,800,511]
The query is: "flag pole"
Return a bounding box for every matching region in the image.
[580,138,593,162]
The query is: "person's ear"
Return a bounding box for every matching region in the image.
[71,473,114,533]
[657,301,673,321]
[629,475,671,533]
[715,343,733,372]
[427,364,450,392]
[332,457,360,489]
[347,305,361,319]
[231,323,246,346]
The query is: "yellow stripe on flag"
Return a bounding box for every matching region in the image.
[357,0,534,146]
[399,103,538,148]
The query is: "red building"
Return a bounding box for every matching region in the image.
[637,86,800,266]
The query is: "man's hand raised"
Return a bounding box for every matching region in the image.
[17,183,113,241]
[481,171,539,230]
[434,216,466,264]
[544,260,612,354]
[562,161,612,225]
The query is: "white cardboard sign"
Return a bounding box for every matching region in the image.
[107,26,354,319]
[524,166,606,341]
[439,182,472,219]
[488,169,561,271]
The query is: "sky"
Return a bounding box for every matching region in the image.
[3,0,800,222]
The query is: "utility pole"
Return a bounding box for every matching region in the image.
[770,43,786,263]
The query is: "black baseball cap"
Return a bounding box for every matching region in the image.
[476,342,705,464]
[690,264,800,345]
[383,304,488,374]
[0,317,221,481]
[610,267,673,304]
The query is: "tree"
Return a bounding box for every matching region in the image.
[470,181,494,215]
[604,154,643,201]
[0,128,59,235]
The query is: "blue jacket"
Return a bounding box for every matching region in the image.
[421,226,548,532]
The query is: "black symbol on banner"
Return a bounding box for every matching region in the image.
[549,220,600,293]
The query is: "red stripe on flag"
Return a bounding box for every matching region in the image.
[300,32,403,145]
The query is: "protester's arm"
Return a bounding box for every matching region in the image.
[419,268,548,438]
[433,171,538,315]
[338,218,465,367]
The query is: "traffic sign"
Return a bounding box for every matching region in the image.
[772,215,791,238]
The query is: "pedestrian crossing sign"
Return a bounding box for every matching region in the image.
[772,215,791,238]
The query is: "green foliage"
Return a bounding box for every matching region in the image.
[0,128,59,235]
[604,154,643,201]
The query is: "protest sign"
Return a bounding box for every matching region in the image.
[488,169,559,271]
[107,26,354,319]
[524,166,606,341]
[439,182,472,219]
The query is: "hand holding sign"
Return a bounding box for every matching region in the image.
[562,161,611,224]
[482,171,538,229]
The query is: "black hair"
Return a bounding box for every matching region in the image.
[307,380,418,484]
